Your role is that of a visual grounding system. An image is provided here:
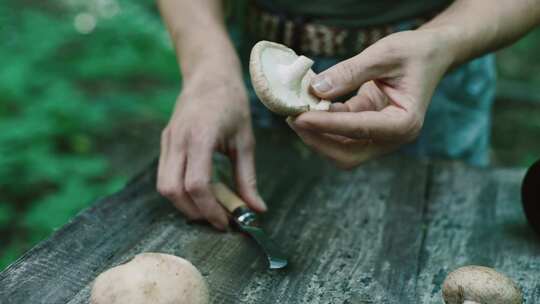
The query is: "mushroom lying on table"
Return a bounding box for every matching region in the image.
[442,265,522,304]
[91,253,209,304]
[249,40,330,116]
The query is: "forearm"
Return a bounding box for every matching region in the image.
[157,0,242,84]
[421,0,540,66]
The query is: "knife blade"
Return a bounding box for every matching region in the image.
[211,182,288,269]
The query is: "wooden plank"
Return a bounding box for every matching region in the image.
[415,163,540,303]
[0,129,430,303]
[226,142,430,304]
[0,163,169,304]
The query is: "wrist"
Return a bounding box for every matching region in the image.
[182,51,243,84]
[411,27,462,73]
[176,30,242,78]
[420,20,474,68]
[180,69,248,111]
[183,63,244,92]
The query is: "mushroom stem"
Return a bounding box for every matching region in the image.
[278,55,314,88]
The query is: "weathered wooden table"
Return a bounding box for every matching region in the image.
[1,129,539,303]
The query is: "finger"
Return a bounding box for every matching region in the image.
[169,155,203,220]
[288,119,375,169]
[343,81,390,112]
[310,44,388,100]
[329,102,349,112]
[158,128,172,183]
[230,135,267,213]
[185,140,229,231]
[291,107,421,143]
[157,130,202,220]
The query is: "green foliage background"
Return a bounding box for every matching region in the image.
[0,0,539,270]
[0,0,176,268]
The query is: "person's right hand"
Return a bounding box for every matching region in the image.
[157,72,267,231]
[287,29,453,169]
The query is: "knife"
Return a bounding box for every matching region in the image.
[211,182,288,270]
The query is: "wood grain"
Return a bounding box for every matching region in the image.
[0,129,538,304]
[415,162,540,303]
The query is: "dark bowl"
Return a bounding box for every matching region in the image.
[522,159,540,235]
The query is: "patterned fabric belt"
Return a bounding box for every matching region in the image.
[246,3,438,58]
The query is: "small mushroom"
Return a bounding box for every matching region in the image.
[442,265,522,304]
[249,40,330,116]
[91,253,209,304]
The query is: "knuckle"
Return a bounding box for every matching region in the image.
[239,172,258,191]
[185,178,209,197]
[357,125,371,140]
[162,126,189,152]
[335,62,359,85]
[241,135,256,152]
[205,212,223,224]
[245,174,257,188]
[187,128,200,143]
[400,112,423,141]
[157,183,180,199]
[238,107,251,121]
[379,41,400,59]
[376,33,408,59]
[187,129,214,150]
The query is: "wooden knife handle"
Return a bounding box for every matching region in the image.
[211,182,246,213]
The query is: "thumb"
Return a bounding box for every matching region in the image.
[310,48,386,100]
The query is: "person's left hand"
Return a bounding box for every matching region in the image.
[287,29,455,169]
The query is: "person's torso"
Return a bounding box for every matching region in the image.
[255,0,452,27]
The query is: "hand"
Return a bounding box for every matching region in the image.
[157,74,267,230]
[287,29,455,169]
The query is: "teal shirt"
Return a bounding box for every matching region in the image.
[256,0,452,27]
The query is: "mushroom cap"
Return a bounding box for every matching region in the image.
[249,40,330,116]
[442,266,522,304]
[91,253,209,304]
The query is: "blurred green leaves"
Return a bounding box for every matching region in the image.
[0,203,15,228]
[0,0,179,270]
[497,29,540,85]
[22,176,125,244]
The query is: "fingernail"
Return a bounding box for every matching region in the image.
[286,116,296,127]
[286,116,304,130]
[312,76,332,93]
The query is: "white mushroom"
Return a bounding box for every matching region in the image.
[442,265,522,304]
[91,253,209,304]
[249,40,330,116]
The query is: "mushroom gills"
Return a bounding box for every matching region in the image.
[276,55,313,90]
[250,40,330,115]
